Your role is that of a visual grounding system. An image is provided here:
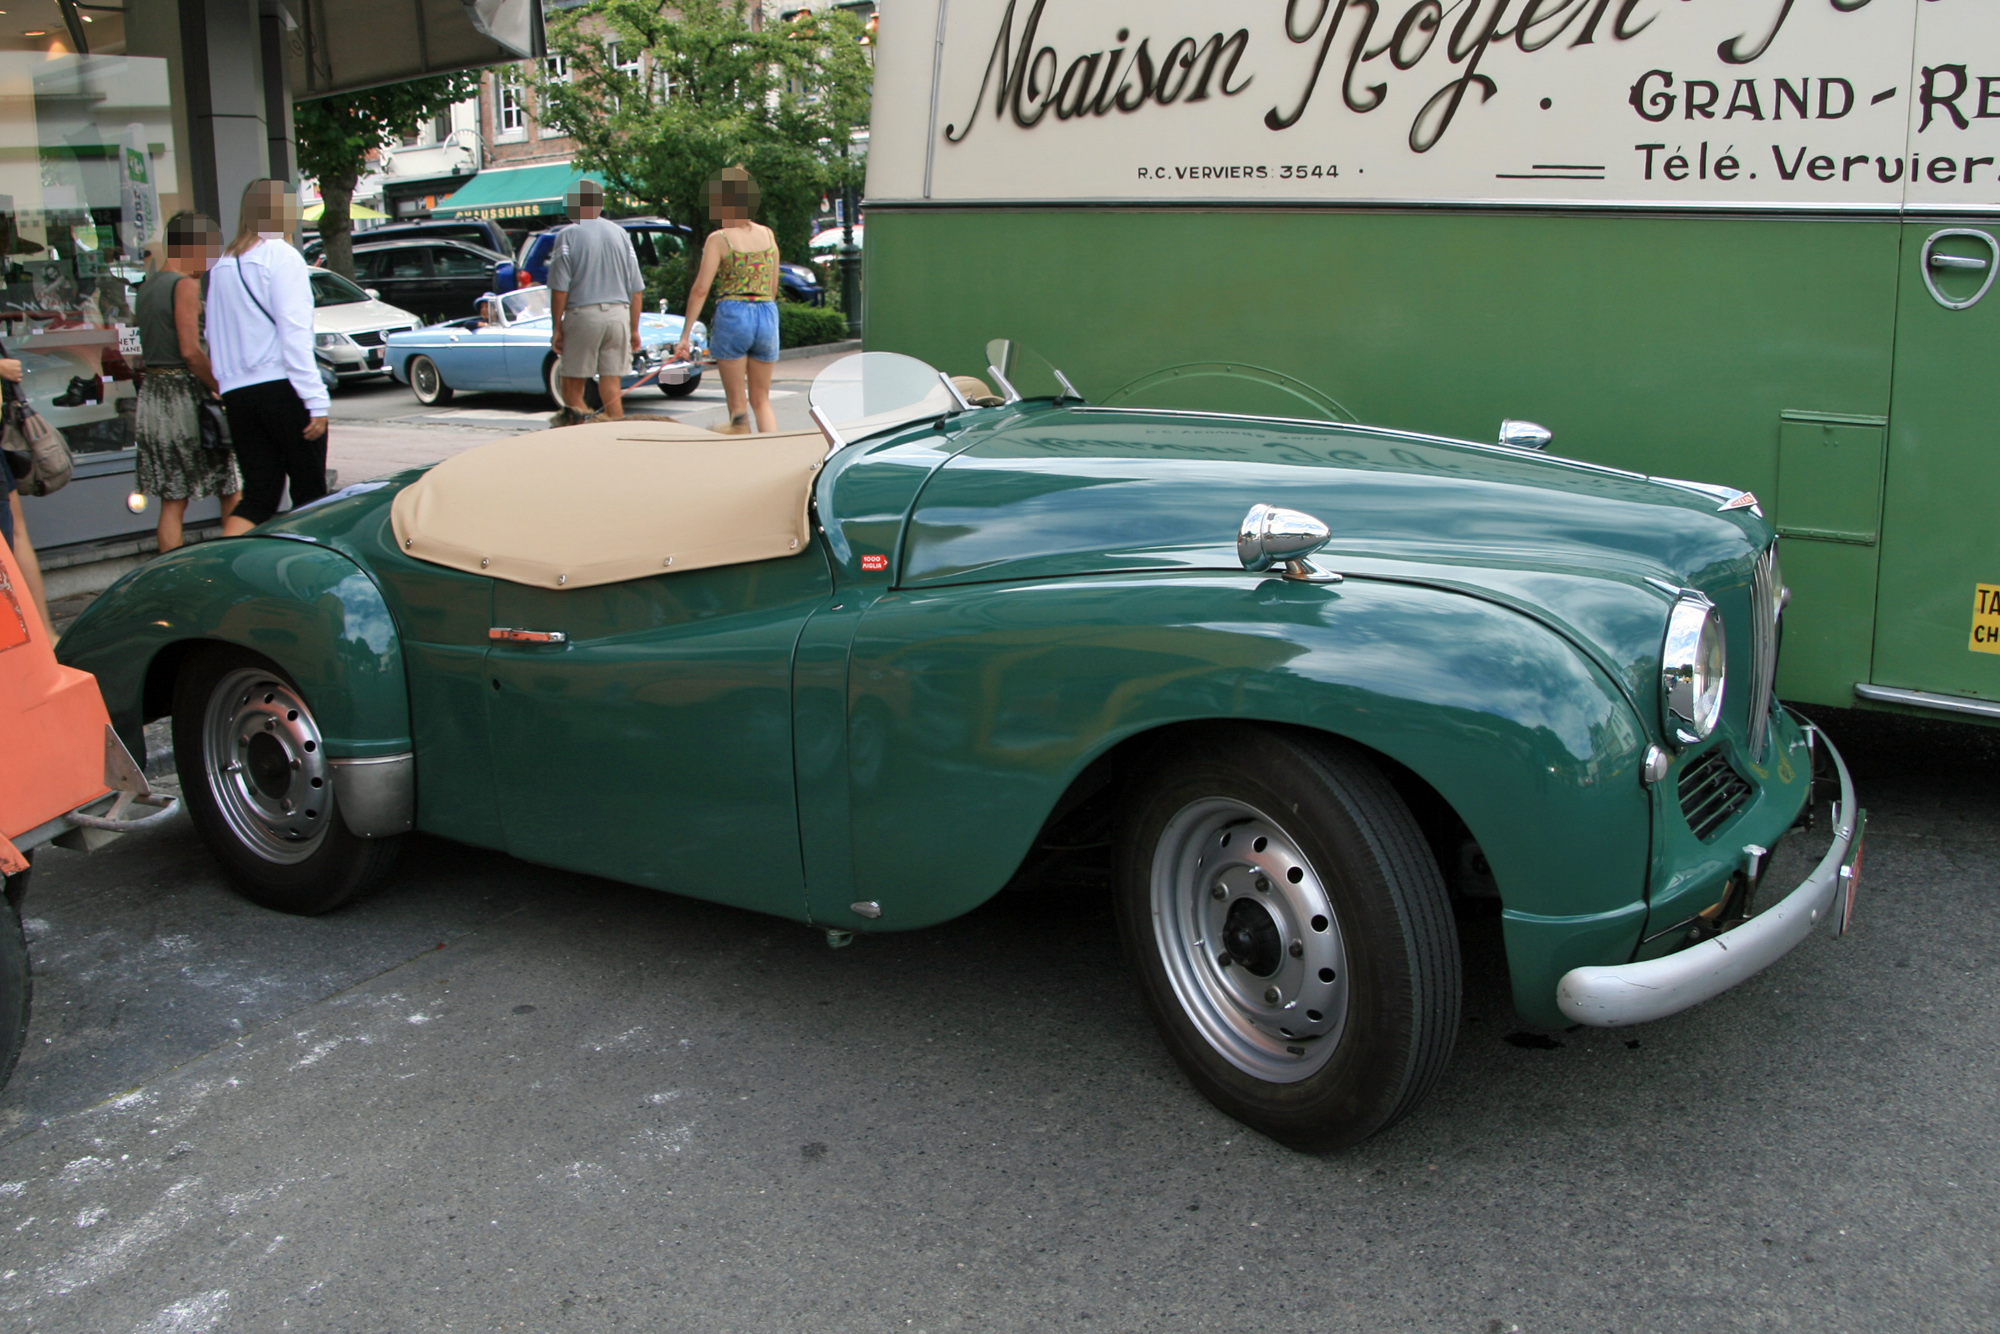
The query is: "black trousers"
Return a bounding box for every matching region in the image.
[225,378,326,525]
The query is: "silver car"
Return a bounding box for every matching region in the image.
[310,267,421,386]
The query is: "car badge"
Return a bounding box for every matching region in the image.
[1718,491,1763,516]
[860,554,889,572]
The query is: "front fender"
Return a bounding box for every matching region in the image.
[834,572,1654,1022]
[58,537,409,763]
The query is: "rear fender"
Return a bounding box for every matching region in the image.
[57,537,409,763]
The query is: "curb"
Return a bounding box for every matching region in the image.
[41,529,218,601]
[38,470,341,600]
[777,338,861,362]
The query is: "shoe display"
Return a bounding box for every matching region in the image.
[51,375,104,407]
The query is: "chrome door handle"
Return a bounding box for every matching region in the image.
[1921,229,1999,310]
[489,628,568,644]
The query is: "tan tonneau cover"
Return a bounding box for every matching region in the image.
[389,421,827,590]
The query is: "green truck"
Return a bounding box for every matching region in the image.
[865,0,2000,723]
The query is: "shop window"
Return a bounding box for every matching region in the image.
[0,33,194,462]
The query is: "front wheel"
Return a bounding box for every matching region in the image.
[172,645,401,915]
[408,355,453,406]
[660,370,702,398]
[1115,726,1460,1150]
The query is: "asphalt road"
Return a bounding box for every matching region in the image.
[1,705,1994,1332]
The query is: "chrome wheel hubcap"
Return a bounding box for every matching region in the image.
[413,360,438,397]
[1151,798,1350,1082]
[202,668,332,863]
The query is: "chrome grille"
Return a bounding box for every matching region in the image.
[350,330,386,347]
[1678,749,1752,842]
[1747,543,1782,760]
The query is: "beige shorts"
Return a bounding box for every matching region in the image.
[559,302,633,379]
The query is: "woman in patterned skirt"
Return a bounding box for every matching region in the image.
[134,212,238,551]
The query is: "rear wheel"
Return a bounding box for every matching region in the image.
[544,356,602,411]
[0,869,30,1090]
[1115,726,1460,1150]
[408,355,453,406]
[172,645,401,915]
[660,371,702,398]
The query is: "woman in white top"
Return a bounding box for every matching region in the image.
[206,179,328,535]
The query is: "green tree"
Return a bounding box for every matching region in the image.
[294,72,480,278]
[537,0,871,315]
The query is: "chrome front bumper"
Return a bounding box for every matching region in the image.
[636,356,704,387]
[1557,727,1861,1028]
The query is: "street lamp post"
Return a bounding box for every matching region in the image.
[839,182,860,338]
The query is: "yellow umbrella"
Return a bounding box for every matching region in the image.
[301,201,388,222]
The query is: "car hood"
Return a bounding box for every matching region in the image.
[893,406,1770,708]
[316,299,420,334]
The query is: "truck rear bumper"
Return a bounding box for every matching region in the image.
[1557,727,1860,1028]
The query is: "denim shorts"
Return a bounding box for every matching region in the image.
[710,299,779,363]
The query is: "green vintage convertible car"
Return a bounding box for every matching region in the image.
[58,343,1862,1148]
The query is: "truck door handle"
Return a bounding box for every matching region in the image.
[1921,229,1999,310]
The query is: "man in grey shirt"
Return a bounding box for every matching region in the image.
[548,180,646,422]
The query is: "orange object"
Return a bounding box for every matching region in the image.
[0,536,116,870]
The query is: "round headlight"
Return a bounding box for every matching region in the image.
[1661,594,1727,744]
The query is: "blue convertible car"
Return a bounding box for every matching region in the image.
[384,286,708,408]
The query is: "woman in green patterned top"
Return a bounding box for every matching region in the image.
[133,212,239,551]
[676,167,781,434]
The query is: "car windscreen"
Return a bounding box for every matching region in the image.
[311,271,371,307]
[501,288,551,323]
[809,351,958,446]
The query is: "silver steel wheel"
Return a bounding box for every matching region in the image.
[1151,798,1351,1083]
[201,667,333,865]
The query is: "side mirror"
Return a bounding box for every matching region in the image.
[1238,504,1342,584]
[1499,419,1553,450]
[364,288,380,300]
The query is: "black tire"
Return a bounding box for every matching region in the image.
[0,870,31,1091]
[660,371,702,398]
[1115,725,1460,1150]
[172,645,401,915]
[544,356,602,411]
[408,355,453,406]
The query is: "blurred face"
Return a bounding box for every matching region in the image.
[705,171,759,221]
[169,232,222,271]
[247,184,300,237]
[565,186,603,221]
[707,185,747,221]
